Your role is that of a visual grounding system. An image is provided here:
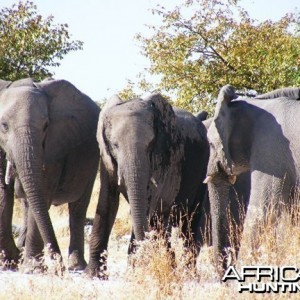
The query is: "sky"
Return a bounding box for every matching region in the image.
[1,0,299,101]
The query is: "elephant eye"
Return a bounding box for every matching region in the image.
[1,122,8,133]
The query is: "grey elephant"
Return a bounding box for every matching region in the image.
[86,93,210,278]
[205,84,300,276]
[0,78,100,271]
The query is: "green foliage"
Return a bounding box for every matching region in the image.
[0,1,83,81]
[134,0,300,113]
[118,80,142,101]
[117,78,157,101]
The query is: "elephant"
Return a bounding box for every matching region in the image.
[205,84,300,276]
[86,93,210,278]
[0,78,100,271]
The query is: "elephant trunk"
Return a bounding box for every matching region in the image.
[208,178,232,275]
[122,150,149,241]
[14,127,59,255]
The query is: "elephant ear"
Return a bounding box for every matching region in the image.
[144,93,177,135]
[211,85,251,174]
[0,78,35,95]
[195,110,208,121]
[36,79,100,163]
[10,78,35,88]
[209,85,238,165]
[144,93,179,170]
[214,84,237,118]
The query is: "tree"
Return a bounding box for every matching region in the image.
[134,0,300,112]
[0,1,83,81]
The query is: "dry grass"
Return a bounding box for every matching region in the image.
[4,182,300,299]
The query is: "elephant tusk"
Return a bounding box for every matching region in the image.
[5,160,13,185]
[203,176,212,184]
[228,175,237,185]
[150,176,158,187]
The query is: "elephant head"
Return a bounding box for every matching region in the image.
[98,93,179,241]
[0,78,99,259]
[205,85,252,274]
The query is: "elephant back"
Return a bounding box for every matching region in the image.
[255,87,300,100]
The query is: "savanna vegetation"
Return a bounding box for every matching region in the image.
[4,182,300,299]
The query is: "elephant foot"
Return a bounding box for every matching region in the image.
[0,248,20,271]
[20,253,65,276]
[84,264,108,280]
[16,232,26,250]
[19,256,47,274]
[68,250,87,271]
[0,260,19,271]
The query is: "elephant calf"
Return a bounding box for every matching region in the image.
[86,93,210,278]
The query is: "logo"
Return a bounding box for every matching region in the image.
[222,266,300,293]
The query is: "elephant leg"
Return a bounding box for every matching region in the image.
[195,188,211,248]
[190,212,203,255]
[68,183,93,271]
[180,212,199,269]
[160,215,177,269]
[172,203,192,248]
[16,198,28,250]
[127,230,136,255]
[0,150,19,268]
[86,162,119,279]
[127,230,139,269]
[242,195,265,257]
[0,180,19,269]
[243,171,287,253]
[21,208,44,273]
[221,184,248,266]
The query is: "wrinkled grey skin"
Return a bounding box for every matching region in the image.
[0,78,99,271]
[206,85,300,276]
[87,94,209,278]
